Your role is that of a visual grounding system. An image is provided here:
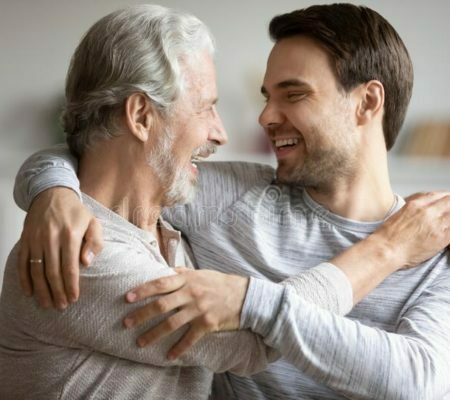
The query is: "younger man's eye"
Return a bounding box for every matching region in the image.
[287,93,306,101]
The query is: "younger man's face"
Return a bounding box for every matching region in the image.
[259,35,360,190]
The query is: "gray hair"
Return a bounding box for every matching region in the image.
[62,4,215,157]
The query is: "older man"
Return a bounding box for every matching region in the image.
[7,3,450,400]
[0,5,285,400]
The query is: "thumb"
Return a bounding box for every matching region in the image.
[81,218,104,267]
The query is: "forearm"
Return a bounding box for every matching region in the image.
[330,232,398,304]
[281,263,353,315]
[241,280,449,399]
[281,233,402,315]
[14,144,80,211]
[4,247,274,374]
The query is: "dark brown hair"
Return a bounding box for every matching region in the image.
[269,3,413,150]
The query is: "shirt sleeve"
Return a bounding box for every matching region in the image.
[241,259,450,399]
[164,161,275,233]
[281,262,353,315]
[0,243,278,377]
[13,144,80,211]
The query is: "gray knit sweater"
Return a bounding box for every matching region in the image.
[0,192,350,400]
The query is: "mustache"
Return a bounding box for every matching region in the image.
[192,142,217,158]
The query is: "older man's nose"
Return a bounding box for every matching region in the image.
[209,107,228,145]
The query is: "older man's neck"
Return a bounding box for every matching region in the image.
[78,143,163,233]
[306,146,395,222]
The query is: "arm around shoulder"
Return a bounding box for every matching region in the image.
[13,144,80,211]
[2,243,276,375]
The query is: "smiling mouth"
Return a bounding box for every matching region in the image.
[190,156,202,171]
[190,147,216,170]
[270,137,304,159]
[273,138,300,149]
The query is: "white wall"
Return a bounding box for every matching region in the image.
[1,0,450,286]
[2,0,450,152]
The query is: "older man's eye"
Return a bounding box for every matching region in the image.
[196,107,213,116]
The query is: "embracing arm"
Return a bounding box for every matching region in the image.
[14,144,80,211]
[13,147,450,361]
[1,244,277,376]
[13,145,101,307]
[10,145,394,312]
[241,261,450,399]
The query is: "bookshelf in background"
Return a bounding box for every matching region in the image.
[402,121,450,158]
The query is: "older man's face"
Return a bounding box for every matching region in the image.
[147,51,228,206]
[172,52,227,176]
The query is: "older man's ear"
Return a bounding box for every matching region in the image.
[125,93,155,142]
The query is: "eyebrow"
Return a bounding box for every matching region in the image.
[261,79,311,96]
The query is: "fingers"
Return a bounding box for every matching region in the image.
[405,191,450,207]
[61,228,83,303]
[16,188,95,308]
[81,218,103,267]
[136,308,196,348]
[432,195,450,234]
[167,326,207,360]
[44,237,68,310]
[409,193,450,228]
[126,274,187,303]
[17,237,32,296]
[28,243,52,308]
[124,290,193,328]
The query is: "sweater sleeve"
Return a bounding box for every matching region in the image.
[241,257,450,399]
[0,243,278,377]
[13,144,80,211]
[164,161,275,233]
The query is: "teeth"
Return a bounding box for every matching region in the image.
[274,138,299,148]
[191,153,209,162]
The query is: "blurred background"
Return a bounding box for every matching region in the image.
[1,0,450,287]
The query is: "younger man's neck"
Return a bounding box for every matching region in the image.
[307,183,395,222]
[306,157,395,222]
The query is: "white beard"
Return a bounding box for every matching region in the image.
[146,127,196,207]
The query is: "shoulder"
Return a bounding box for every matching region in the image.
[198,161,275,186]
[164,162,275,231]
[428,252,450,288]
[87,234,162,274]
[196,162,275,205]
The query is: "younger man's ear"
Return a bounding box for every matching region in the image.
[125,93,154,142]
[355,80,385,126]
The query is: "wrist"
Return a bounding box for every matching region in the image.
[33,186,80,206]
[330,233,400,303]
[362,232,400,272]
[233,275,250,319]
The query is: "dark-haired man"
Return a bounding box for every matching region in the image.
[8,3,450,399]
